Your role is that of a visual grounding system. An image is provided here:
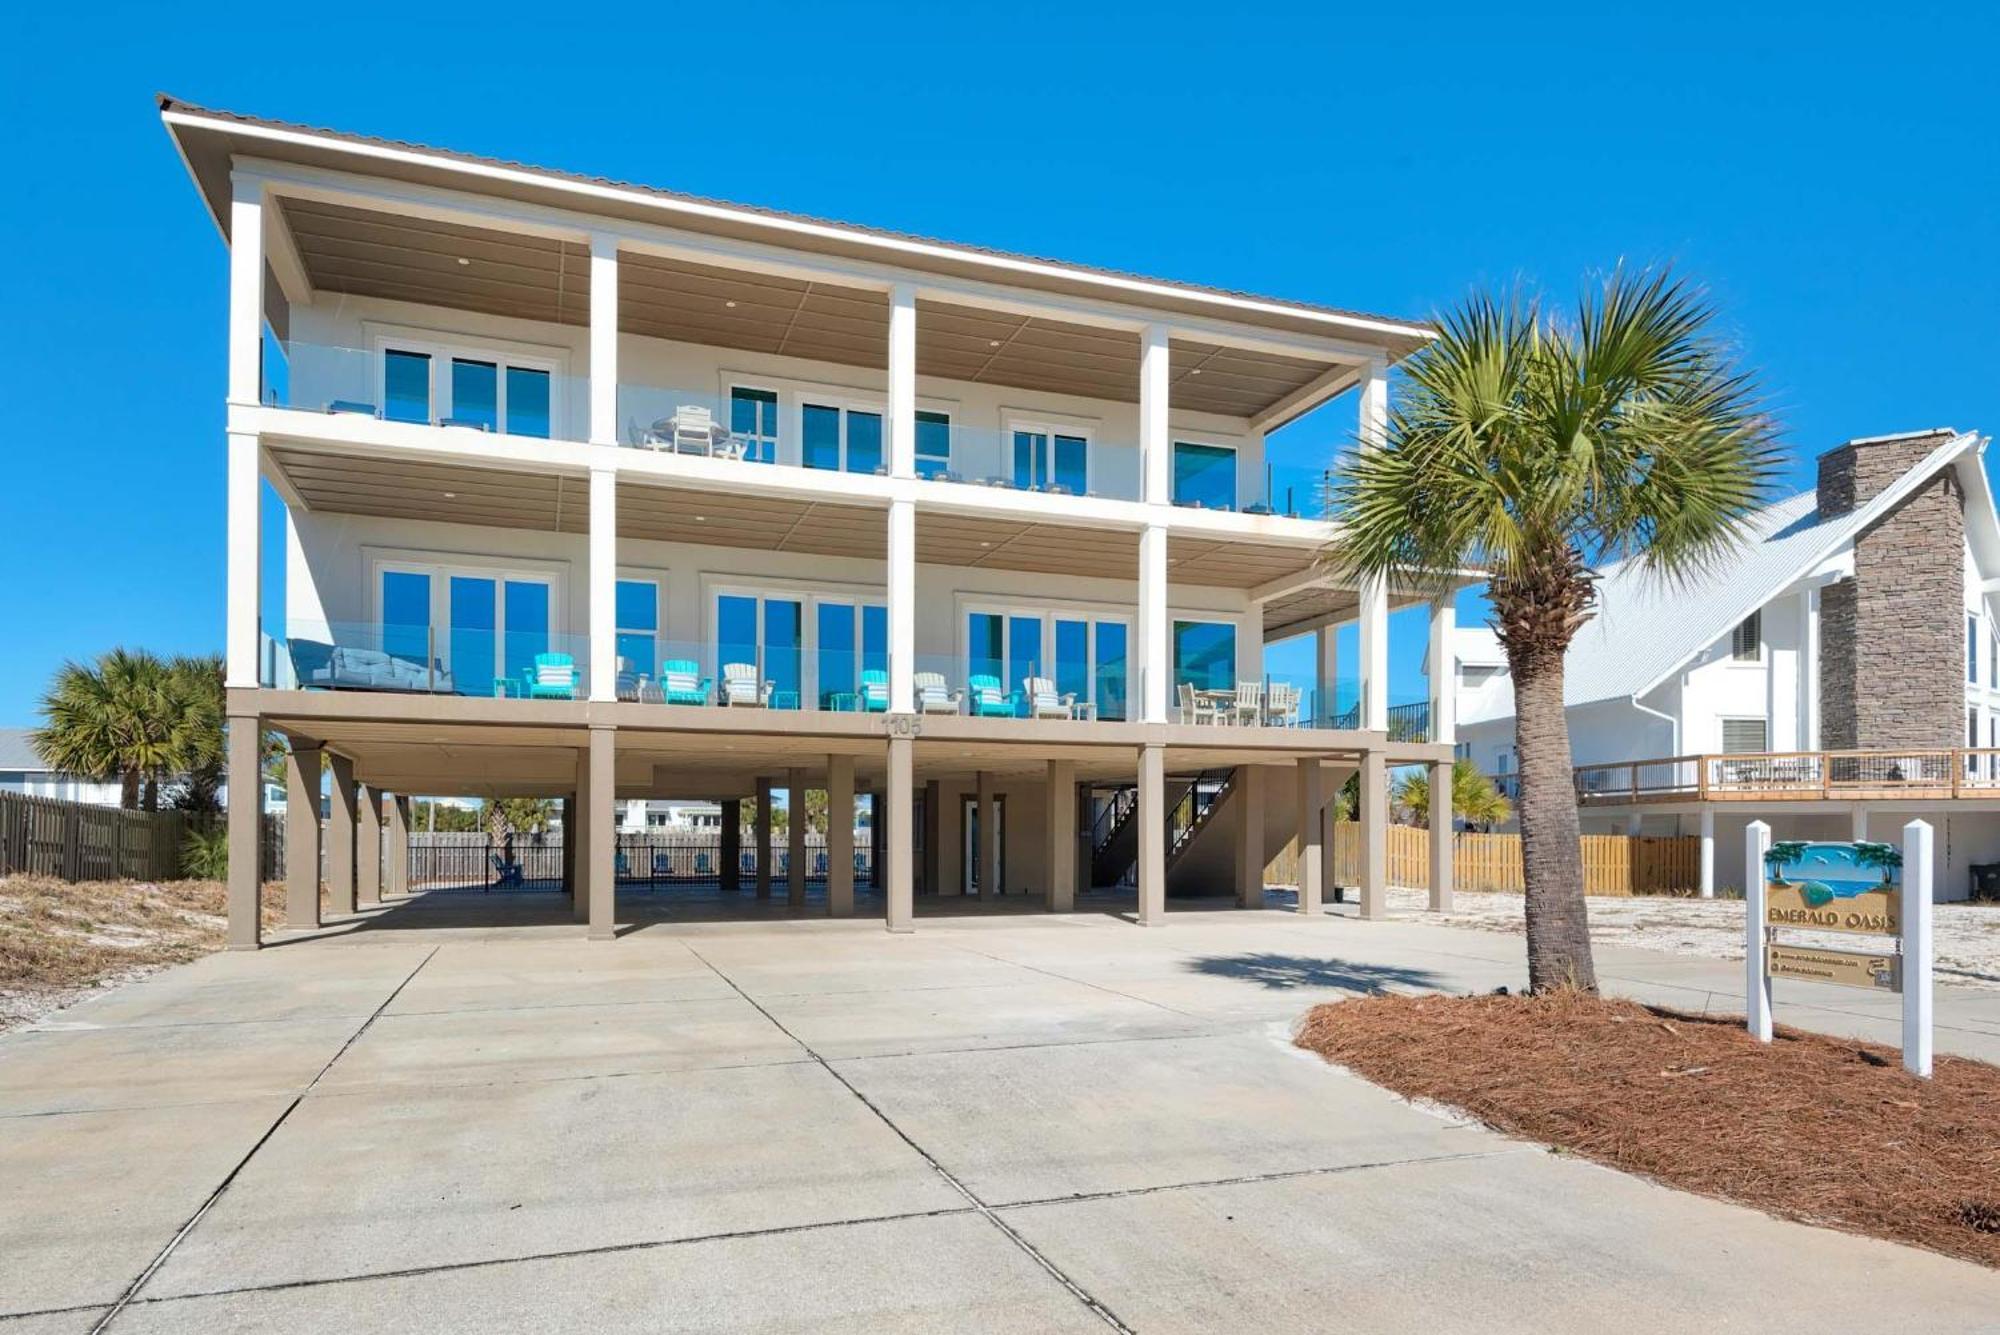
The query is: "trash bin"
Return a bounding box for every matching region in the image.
[1969,863,2000,902]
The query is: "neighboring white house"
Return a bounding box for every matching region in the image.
[164,98,1465,947]
[1457,428,2000,901]
[0,729,125,806]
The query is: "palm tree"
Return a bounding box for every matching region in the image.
[1852,840,1901,887]
[1327,269,1779,992]
[1396,759,1512,831]
[34,649,188,810]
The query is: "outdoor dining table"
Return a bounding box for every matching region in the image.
[642,419,739,457]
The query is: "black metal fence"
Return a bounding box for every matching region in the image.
[406,831,878,892]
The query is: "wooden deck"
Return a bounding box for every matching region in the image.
[1571,748,2000,805]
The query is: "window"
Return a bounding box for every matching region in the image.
[376,565,557,696]
[916,410,952,479]
[1972,615,1982,684]
[814,601,887,708]
[730,387,779,463]
[803,402,884,474]
[1172,441,1237,510]
[616,579,660,676]
[1172,620,1238,692]
[965,607,1130,719]
[1011,429,1088,493]
[1730,611,1762,663]
[1720,717,1769,753]
[379,340,553,436]
[1971,707,1981,747]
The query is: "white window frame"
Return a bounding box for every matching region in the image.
[365,323,569,437]
[704,576,887,706]
[1168,435,1242,510]
[1001,412,1095,495]
[725,383,782,463]
[1719,716,1769,754]
[366,552,569,689]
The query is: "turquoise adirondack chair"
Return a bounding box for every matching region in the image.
[522,652,577,700]
[967,674,1015,718]
[859,669,890,712]
[658,659,711,705]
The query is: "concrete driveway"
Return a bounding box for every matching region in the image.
[5,894,1998,1333]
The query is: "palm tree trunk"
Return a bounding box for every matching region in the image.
[1511,651,1598,992]
[120,769,140,811]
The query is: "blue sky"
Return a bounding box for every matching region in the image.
[1,1,1993,724]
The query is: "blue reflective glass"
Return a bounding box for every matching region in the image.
[861,604,887,674]
[969,613,1004,684]
[1053,435,1087,494]
[847,411,882,474]
[718,596,759,674]
[506,367,551,438]
[1172,441,1235,509]
[382,571,431,663]
[384,350,430,424]
[451,359,498,431]
[1095,622,1128,720]
[503,580,550,685]
[451,577,497,698]
[1009,616,1042,712]
[1173,620,1236,691]
[765,600,802,709]
[616,632,656,677]
[803,403,841,470]
[731,388,778,463]
[1012,431,1041,488]
[1054,619,1089,704]
[615,580,657,632]
[916,411,951,478]
[818,602,857,707]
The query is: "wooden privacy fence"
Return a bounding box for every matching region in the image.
[1268,824,1700,897]
[0,791,193,881]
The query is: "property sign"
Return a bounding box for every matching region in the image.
[1766,943,1900,991]
[1745,825,1933,1077]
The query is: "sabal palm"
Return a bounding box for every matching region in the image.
[1396,759,1511,831]
[1328,269,1779,992]
[35,649,198,810]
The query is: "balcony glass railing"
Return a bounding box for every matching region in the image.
[1239,463,1334,519]
[262,341,588,442]
[263,622,591,700]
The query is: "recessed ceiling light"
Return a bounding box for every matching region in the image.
[725,300,738,308]
[443,491,457,499]
[978,540,991,547]
[988,339,1001,348]
[694,515,706,522]
[1190,368,1202,375]
[456,257,470,266]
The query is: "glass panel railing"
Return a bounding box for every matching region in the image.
[1242,462,1335,519]
[913,653,1128,722]
[265,622,590,700]
[262,340,588,442]
[616,383,785,461]
[921,425,1142,502]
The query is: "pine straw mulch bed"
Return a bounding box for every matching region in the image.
[1295,991,2000,1268]
[0,875,287,1031]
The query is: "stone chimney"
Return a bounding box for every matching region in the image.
[1815,430,1966,750]
[1816,428,1958,518]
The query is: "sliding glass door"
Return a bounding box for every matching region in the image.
[816,600,887,709]
[966,609,1129,718]
[718,593,804,709]
[376,566,555,696]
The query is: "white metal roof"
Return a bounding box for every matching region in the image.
[0,729,49,771]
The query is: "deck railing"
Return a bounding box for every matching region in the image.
[1570,748,2000,803]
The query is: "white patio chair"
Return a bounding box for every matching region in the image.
[1024,676,1076,720]
[671,404,718,455]
[1264,681,1300,727]
[719,661,772,707]
[1228,681,1263,726]
[1177,681,1217,726]
[913,671,963,714]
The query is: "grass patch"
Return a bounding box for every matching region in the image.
[0,874,286,1030]
[1295,991,2000,1268]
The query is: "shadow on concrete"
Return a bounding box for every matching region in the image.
[1183,952,1442,995]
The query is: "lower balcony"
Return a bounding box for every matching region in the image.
[1573,749,2000,804]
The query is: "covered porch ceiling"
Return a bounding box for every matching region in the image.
[272,197,1352,420]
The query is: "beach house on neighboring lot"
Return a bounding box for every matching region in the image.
[1457,428,2000,900]
[160,98,1467,946]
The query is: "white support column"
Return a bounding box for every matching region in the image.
[887,283,917,478]
[589,467,617,701]
[1427,598,1456,746]
[589,234,619,445]
[1744,820,1772,1042]
[1801,584,1820,749]
[1138,524,1169,723]
[1698,806,1716,898]
[227,177,265,406]
[1046,758,1076,912]
[1316,626,1340,727]
[1850,805,1869,842]
[888,500,916,713]
[1901,818,1933,1077]
[886,735,915,932]
[226,431,263,688]
[1236,764,1266,908]
[827,754,855,918]
[1139,323,1171,506]
[1357,360,1390,731]
[1296,757,1323,915]
[787,767,807,908]
[1136,744,1166,924]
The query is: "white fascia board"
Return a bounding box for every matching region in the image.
[1952,440,2000,579]
[1624,430,1983,704]
[169,109,1431,350]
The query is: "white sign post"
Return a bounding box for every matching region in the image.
[1744,820,1773,1043]
[1902,818,1934,1078]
